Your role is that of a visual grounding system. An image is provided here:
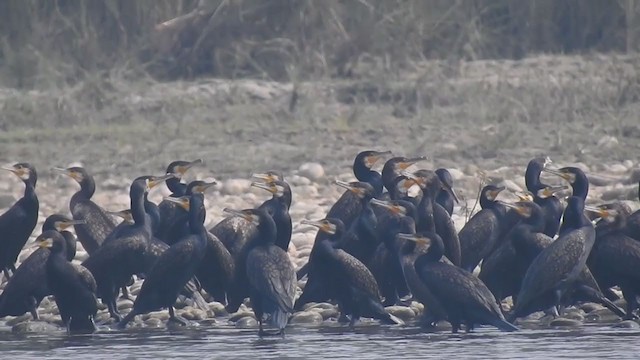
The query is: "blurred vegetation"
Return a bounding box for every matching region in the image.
[0,0,638,88]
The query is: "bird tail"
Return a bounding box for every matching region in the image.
[269,308,291,331]
[490,318,519,332]
[379,311,405,326]
[191,289,210,313]
[67,316,97,334]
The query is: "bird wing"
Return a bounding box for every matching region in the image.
[246,246,295,312]
[72,263,97,293]
[72,200,118,246]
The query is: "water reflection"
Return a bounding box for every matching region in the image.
[1,323,640,359]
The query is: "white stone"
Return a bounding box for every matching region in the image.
[298,163,325,181]
[597,135,619,149]
[221,179,252,195]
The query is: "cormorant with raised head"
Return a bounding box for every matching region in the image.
[399,232,517,332]
[302,218,403,326]
[524,157,565,237]
[252,179,293,251]
[624,181,640,241]
[543,166,590,237]
[0,163,39,279]
[82,174,173,321]
[435,168,459,216]
[509,196,596,321]
[0,215,84,320]
[381,156,426,196]
[40,231,98,334]
[223,207,295,336]
[54,166,117,254]
[119,193,208,328]
[156,159,203,242]
[458,185,506,272]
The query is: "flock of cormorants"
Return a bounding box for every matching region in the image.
[0,151,639,336]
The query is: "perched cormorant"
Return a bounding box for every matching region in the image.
[223,208,295,336]
[351,150,392,196]
[399,232,518,332]
[587,203,640,318]
[524,158,565,237]
[458,185,506,272]
[156,159,203,242]
[624,181,640,241]
[0,215,84,320]
[119,193,208,328]
[252,179,293,251]
[543,166,590,237]
[82,174,173,321]
[55,166,117,254]
[509,196,596,321]
[404,169,461,267]
[41,231,98,334]
[302,218,403,326]
[294,181,375,309]
[0,163,39,279]
[368,198,417,306]
[435,168,459,216]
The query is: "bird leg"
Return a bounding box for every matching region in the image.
[168,306,189,326]
[107,299,123,322]
[622,289,640,320]
[120,286,132,301]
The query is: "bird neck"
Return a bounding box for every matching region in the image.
[23,178,37,199]
[167,177,186,196]
[78,176,96,199]
[572,177,589,200]
[417,190,436,233]
[355,167,383,197]
[62,231,77,261]
[525,161,546,192]
[414,237,444,267]
[130,189,148,226]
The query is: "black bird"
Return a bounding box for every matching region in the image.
[479,201,552,307]
[223,208,295,336]
[524,158,565,237]
[368,198,417,306]
[156,159,203,242]
[399,232,518,333]
[458,185,506,272]
[251,179,293,251]
[435,168,459,216]
[509,196,596,321]
[381,156,426,196]
[351,150,392,197]
[302,218,403,326]
[404,169,461,267]
[624,181,640,241]
[82,174,172,321]
[0,163,39,279]
[119,193,209,328]
[543,166,590,237]
[587,203,640,318]
[295,181,375,309]
[0,215,84,320]
[54,166,117,254]
[40,231,98,334]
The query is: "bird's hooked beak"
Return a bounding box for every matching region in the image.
[3,164,28,180]
[334,180,365,197]
[36,235,54,249]
[53,167,83,183]
[487,186,506,201]
[584,204,616,221]
[542,167,575,183]
[370,198,407,216]
[364,151,393,169]
[174,159,204,178]
[164,195,190,211]
[192,180,217,194]
[301,219,336,235]
[252,172,281,183]
[538,185,569,199]
[396,233,431,246]
[395,156,428,171]
[499,201,532,217]
[223,208,259,226]
[56,219,86,230]
[147,173,177,190]
[252,181,278,195]
[399,170,424,188]
[512,190,534,202]
[107,209,134,223]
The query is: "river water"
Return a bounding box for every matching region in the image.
[1,322,639,360]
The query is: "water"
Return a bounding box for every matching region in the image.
[1,323,639,359]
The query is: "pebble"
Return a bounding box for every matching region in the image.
[6,314,33,326]
[612,320,640,329]
[235,316,258,328]
[597,135,619,149]
[585,308,621,323]
[580,302,604,313]
[229,311,255,322]
[191,309,208,321]
[549,317,582,327]
[12,321,60,334]
[304,302,335,311]
[298,163,325,181]
[316,307,340,320]
[0,194,16,208]
[288,175,311,186]
[289,311,323,325]
[447,168,465,181]
[208,302,227,317]
[384,306,416,321]
[117,300,134,310]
